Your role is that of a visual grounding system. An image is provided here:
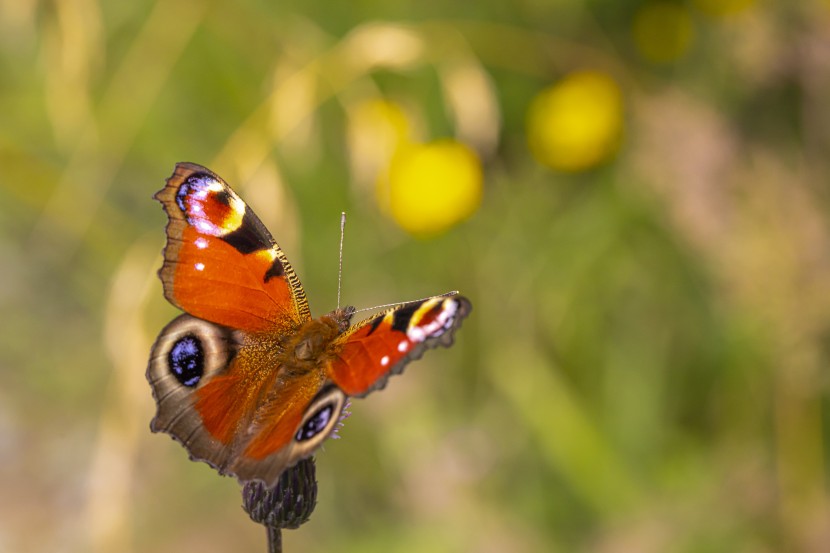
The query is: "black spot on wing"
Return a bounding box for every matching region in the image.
[264,257,284,282]
[214,189,232,206]
[221,208,274,254]
[390,301,423,333]
[366,314,385,336]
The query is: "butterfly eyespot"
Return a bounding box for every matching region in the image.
[175,174,209,213]
[168,334,204,387]
[295,404,334,442]
[175,173,247,238]
[405,298,459,342]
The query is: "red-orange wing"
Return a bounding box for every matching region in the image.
[327,295,471,396]
[148,314,346,486]
[195,352,345,485]
[155,162,310,333]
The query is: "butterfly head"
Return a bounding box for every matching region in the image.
[327,305,356,333]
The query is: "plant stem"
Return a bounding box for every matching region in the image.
[267,526,282,553]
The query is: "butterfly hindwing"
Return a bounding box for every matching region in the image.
[327,295,472,396]
[230,383,347,484]
[147,314,248,472]
[148,314,347,484]
[155,162,310,333]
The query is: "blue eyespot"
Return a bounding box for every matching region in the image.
[295,405,333,442]
[168,334,204,387]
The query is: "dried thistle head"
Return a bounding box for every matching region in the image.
[242,457,318,531]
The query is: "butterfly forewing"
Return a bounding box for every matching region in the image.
[327,295,471,396]
[155,162,310,333]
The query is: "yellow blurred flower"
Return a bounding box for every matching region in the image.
[379,139,482,237]
[526,71,624,172]
[694,0,756,17]
[633,2,695,63]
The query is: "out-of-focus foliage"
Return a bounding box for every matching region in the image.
[1,1,829,552]
[632,2,695,63]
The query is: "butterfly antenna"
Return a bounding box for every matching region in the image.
[352,291,459,315]
[337,212,346,309]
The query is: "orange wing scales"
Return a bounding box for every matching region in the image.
[155,162,310,333]
[194,370,252,445]
[242,373,326,459]
[328,296,472,396]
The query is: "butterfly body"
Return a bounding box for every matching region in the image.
[148,163,470,486]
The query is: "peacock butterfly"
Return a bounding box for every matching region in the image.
[147,162,471,486]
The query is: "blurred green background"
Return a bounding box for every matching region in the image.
[2,0,830,551]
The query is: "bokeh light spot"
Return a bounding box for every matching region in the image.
[527,70,624,172]
[381,140,483,237]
